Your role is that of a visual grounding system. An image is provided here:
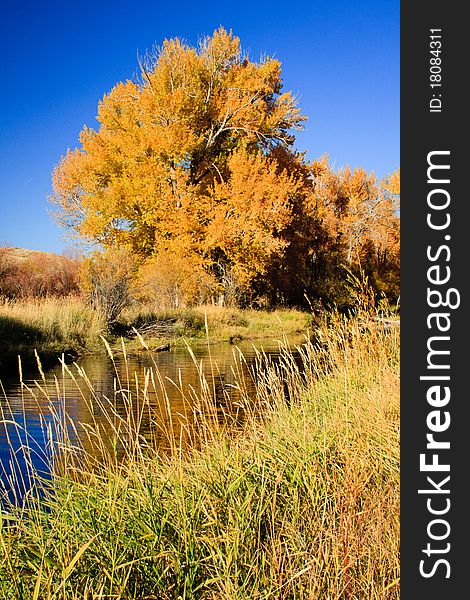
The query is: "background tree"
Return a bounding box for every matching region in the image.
[51,28,399,310]
[305,161,400,306]
[50,29,308,301]
[80,249,137,323]
[135,250,216,308]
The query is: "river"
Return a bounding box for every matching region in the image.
[0,335,307,500]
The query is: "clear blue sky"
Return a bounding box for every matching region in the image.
[0,0,399,255]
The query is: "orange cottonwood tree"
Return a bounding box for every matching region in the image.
[51,28,307,304]
[307,160,400,303]
[51,28,399,307]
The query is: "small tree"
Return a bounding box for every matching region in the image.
[80,249,137,323]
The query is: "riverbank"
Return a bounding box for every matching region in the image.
[114,304,311,353]
[0,298,311,373]
[0,312,399,598]
[0,297,106,372]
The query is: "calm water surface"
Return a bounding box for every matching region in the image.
[0,335,306,495]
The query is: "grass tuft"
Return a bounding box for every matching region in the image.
[0,297,106,370]
[0,310,399,599]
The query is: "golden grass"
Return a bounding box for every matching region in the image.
[0,310,399,599]
[119,304,310,350]
[0,298,309,364]
[0,297,106,357]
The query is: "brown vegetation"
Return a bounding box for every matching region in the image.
[0,247,80,299]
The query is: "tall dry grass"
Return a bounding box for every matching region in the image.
[0,311,399,599]
[0,297,107,360]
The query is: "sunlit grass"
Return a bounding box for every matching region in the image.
[119,304,310,348]
[0,310,399,599]
[0,298,310,366]
[0,297,107,367]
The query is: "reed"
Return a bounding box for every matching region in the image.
[0,297,106,366]
[0,298,309,366]
[0,310,399,599]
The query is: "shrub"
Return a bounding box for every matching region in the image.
[80,249,137,323]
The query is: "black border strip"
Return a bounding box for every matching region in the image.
[401,3,467,597]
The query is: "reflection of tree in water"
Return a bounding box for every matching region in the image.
[1,336,306,478]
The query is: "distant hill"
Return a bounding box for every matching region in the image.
[0,247,71,263]
[0,247,81,298]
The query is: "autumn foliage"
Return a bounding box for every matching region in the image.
[0,247,80,299]
[51,28,399,309]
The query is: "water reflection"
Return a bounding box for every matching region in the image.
[1,336,306,497]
